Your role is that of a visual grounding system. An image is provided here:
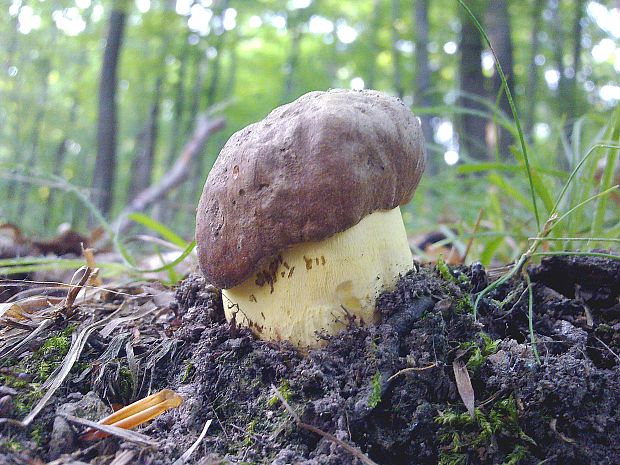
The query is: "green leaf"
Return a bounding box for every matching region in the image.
[126,213,189,248]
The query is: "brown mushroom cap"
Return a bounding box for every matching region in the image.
[196,89,425,289]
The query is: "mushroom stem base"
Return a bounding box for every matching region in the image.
[222,207,413,347]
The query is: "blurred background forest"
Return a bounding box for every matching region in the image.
[1,0,619,266]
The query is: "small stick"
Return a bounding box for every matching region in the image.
[270,385,379,465]
[62,267,92,317]
[387,363,438,382]
[594,336,620,363]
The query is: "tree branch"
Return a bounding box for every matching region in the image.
[112,114,226,234]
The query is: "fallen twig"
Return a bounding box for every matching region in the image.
[112,115,226,234]
[61,266,92,317]
[594,335,620,364]
[387,363,438,382]
[270,385,379,465]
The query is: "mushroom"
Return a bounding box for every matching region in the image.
[196,89,425,346]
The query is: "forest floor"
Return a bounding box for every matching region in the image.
[0,254,619,465]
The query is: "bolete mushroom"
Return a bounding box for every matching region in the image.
[196,89,425,346]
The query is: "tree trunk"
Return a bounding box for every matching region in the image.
[113,115,226,234]
[413,0,434,171]
[366,0,382,90]
[92,1,127,217]
[485,0,514,158]
[391,0,404,98]
[44,96,79,229]
[14,56,52,218]
[549,0,570,169]
[205,0,230,108]
[525,0,544,135]
[459,0,488,160]
[165,42,188,169]
[224,29,239,98]
[564,0,585,122]
[283,26,302,102]
[128,76,162,201]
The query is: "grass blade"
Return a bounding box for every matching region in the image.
[457,0,540,231]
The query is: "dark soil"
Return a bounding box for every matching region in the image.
[1,254,619,464]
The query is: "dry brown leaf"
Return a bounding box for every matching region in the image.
[453,359,475,418]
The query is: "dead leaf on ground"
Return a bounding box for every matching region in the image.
[453,359,475,418]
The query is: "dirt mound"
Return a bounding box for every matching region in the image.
[1,255,618,464]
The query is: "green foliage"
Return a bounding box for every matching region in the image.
[436,256,456,283]
[368,370,382,408]
[435,396,534,465]
[268,380,292,407]
[30,424,44,448]
[40,334,70,359]
[0,0,617,282]
[181,361,195,384]
[460,332,500,372]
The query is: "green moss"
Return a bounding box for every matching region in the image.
[30,424,44,447]
[455,297,474,314]
[437,256,457,283]
[118,365,134,400]
[40,334,70,359]
[368,371,383,408]
[460,332,500,372]
[13,386,44,417]
[0,374,28,389]
[243,419,257,447]
[181,361,195,384]
[37,360,56,381]
[436,396,534,465]
[268,379,292,407]
[2,436,23,452]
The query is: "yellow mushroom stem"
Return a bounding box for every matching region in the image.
[222,207,413,347]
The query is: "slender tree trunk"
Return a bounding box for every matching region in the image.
[283,26,302,102]
[92,1,127,217]
[525,0,544,135]
[549,0,571,169]
[459,0,488,160]
[182,0,230,227]
[205,0,230,108]
[128,76,163,201]
[564,0,584,122]
[14,57,51,218]
[549,0,566,109]
[224,29,239,98]
[160,45,205,224]
[44,97,79,229]
[366,0,382,90]
[206,34,225,109]
[485,0,514,158]
[165,41,188,169]
[391,0,404,98]
[413,0,434,171]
